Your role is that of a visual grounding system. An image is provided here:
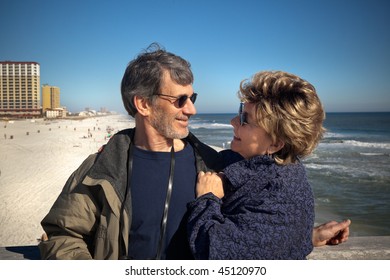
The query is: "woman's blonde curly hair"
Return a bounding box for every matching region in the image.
[238,70,326,164]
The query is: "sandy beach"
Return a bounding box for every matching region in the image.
[0,114,136,247]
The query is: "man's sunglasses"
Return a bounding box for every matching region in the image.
[239,102,248,126]
[156,93,198,108]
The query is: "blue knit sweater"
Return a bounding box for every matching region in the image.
[187,152,314,259]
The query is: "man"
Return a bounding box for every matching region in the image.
[39,43,350,259]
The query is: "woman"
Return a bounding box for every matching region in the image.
[187,70,325,259]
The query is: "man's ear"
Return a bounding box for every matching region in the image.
[268,140,285,155]
[133,95,151,116]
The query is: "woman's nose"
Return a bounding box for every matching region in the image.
[231,115,239,127]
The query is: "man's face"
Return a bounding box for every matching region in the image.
[149,71,197,139]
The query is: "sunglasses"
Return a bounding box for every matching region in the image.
[238,102,248,125]
[156,93,198,108]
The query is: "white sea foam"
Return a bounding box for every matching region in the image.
[189,122,232,129]
[320,139,390,149]
[360,152,389,156]
[343,140,390,149]
[324,131,344,138]
[305,163,336,171]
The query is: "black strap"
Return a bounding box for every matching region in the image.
[156,145,175,259]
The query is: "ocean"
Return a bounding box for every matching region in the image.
[189,112,390,237]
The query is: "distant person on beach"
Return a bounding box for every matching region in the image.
[187,70,342,259]
[39,43,350,260]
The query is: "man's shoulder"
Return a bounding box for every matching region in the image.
[186,132,217,154]
[186,132,224,171]
[220,150,244,167]
[112,128,135,139]
[98,128,135,153]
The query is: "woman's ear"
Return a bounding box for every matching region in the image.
[133,95,151,116]
[268,140,285,155]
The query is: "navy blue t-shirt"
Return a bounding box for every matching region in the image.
[127,143,197,259]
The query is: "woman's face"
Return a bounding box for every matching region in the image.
[230,102,275,159]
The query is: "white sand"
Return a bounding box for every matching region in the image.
[0,114,135,247]
[0,115,223,247]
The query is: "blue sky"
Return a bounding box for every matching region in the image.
[1,0,389,114]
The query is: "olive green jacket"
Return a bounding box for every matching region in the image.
[38,128,221,259]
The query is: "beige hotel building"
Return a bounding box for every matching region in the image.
[42,84,60,112]
[0,61,41,117]
[42,84,66,118]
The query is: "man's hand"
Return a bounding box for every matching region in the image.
[312,219,351,247]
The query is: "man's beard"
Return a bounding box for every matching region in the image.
[150,106,189,139]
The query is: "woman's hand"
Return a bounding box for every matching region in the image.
[312,219,351,247]
[196,171,225,199]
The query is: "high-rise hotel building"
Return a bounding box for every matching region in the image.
[0,61,41,117]
[42,85,60,112]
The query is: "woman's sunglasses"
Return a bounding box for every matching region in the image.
[239,102,248,125]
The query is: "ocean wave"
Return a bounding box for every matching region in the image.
[343,140,390,149]
[323,132,344,138]
[360,152,390,156]
[320,139,390,149]
[306,162,361,173]
[317,197,331,203]
[306,162,390,179]
[189,122,233,129]
[320,139,344,144]
[305,163,335,170]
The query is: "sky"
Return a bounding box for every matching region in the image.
[1,0,389,114]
